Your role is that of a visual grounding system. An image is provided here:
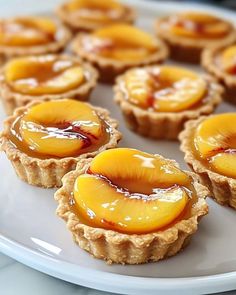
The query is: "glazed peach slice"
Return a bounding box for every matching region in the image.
[93,24,157,61]
[89,148,191,194]
[74,174,188,234]
[0,17,56,47]
[153,66,207,112]
[194,113,236,178]
[20,99,101,157]
[220,45,236,73]
[5,56,85,95]
[170,13,229,38]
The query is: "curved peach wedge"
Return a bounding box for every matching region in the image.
[210,152,236,179]
[5,56,85,95]
[74,174,189,234]
[220,45,236,72]
[20,99,102,157]
[89,148,191,195]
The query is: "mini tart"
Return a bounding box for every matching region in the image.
[0,54,98,115]
[202,44,236,104]
[56,0,135,32]
[55,148,208,265]
[0,16,72,61]
[179,113,236,209]
[155,12,236,63]
[114,65,223,140]
[0,99,121,188]
[71,24,168,83]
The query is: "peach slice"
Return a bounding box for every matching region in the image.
[220,45,236,73]
[89,148,191,195]
[74,174,188,234]
[210,152,236,179]
[20,99,102,157]
[0,17,56,46]
[194,113,236,159]
[94,24,157,51]
[5,57,85,95]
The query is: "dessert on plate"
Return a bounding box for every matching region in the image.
[0,54,98,115]
[0,99,121,188]
[55,148,209,264]
[155,12,236,63]
[0,16,71,61]
[56,0,135,32]
[202,43,236,103]
[71,23,168,83]
[180,113,236,209]
[114,65,223,139]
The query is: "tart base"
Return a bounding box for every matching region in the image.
[55,158,209,265]
[179,117,236,209]
[0,101,121,188]
[0,55,99,115]
[114,70,223,140]
[71,34,169,84]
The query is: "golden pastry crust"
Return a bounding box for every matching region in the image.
[155,17,236,64]
[71,33,168,83]
[56,3,135,32]
[0,100,121,188]
[55,156,209,265]
[114,67,223,140]
[202,45,236,104]
[0,18,72,60]
[0,54,99,115]
[179,116,236,209]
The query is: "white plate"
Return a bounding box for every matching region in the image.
[1,1,236,294]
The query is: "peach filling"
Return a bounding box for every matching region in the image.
[9,99,109,158]
[167,12,230,39]
[83,24,158,62]
[5,55,85,95]
[123,66,207,112]
[0,17,57,46]
[194,113,236,178]
[219,45,236,74]
[66,0,125,24]
[73,148,195,234]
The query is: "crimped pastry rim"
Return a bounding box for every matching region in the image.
[55,155,208,250]
[155,16,236,49]
[0,54,99,103]
[56,3,136,31]
[0,99,122,168]
[0,17,72,57]
[202,45,236,88]
[179,115,236,187]
[114,66,223,122]
[70,32,169,70]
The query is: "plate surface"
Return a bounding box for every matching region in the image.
[1,1,236,294]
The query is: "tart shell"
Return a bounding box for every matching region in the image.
[179,116,236,209]
[55,157,209,265]
[155,17,236,64]
[0,55,99,115]
[56,4,136,33]
[202,46,236,104]
[114,69,223,140]
[0,100,121,188]
[71,34,169,83]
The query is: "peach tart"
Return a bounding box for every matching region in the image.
[55,148,208,264]
[0,54,98,115]
[155,12,236,63]
[56,0,135,32]
[0,99,121,188]
[202,44,236,103]
[71,24,168,83]
[0,16,71,61]
[114,65,222,139]
[180,113,236,209]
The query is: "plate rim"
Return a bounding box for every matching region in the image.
[1,0,236,294]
